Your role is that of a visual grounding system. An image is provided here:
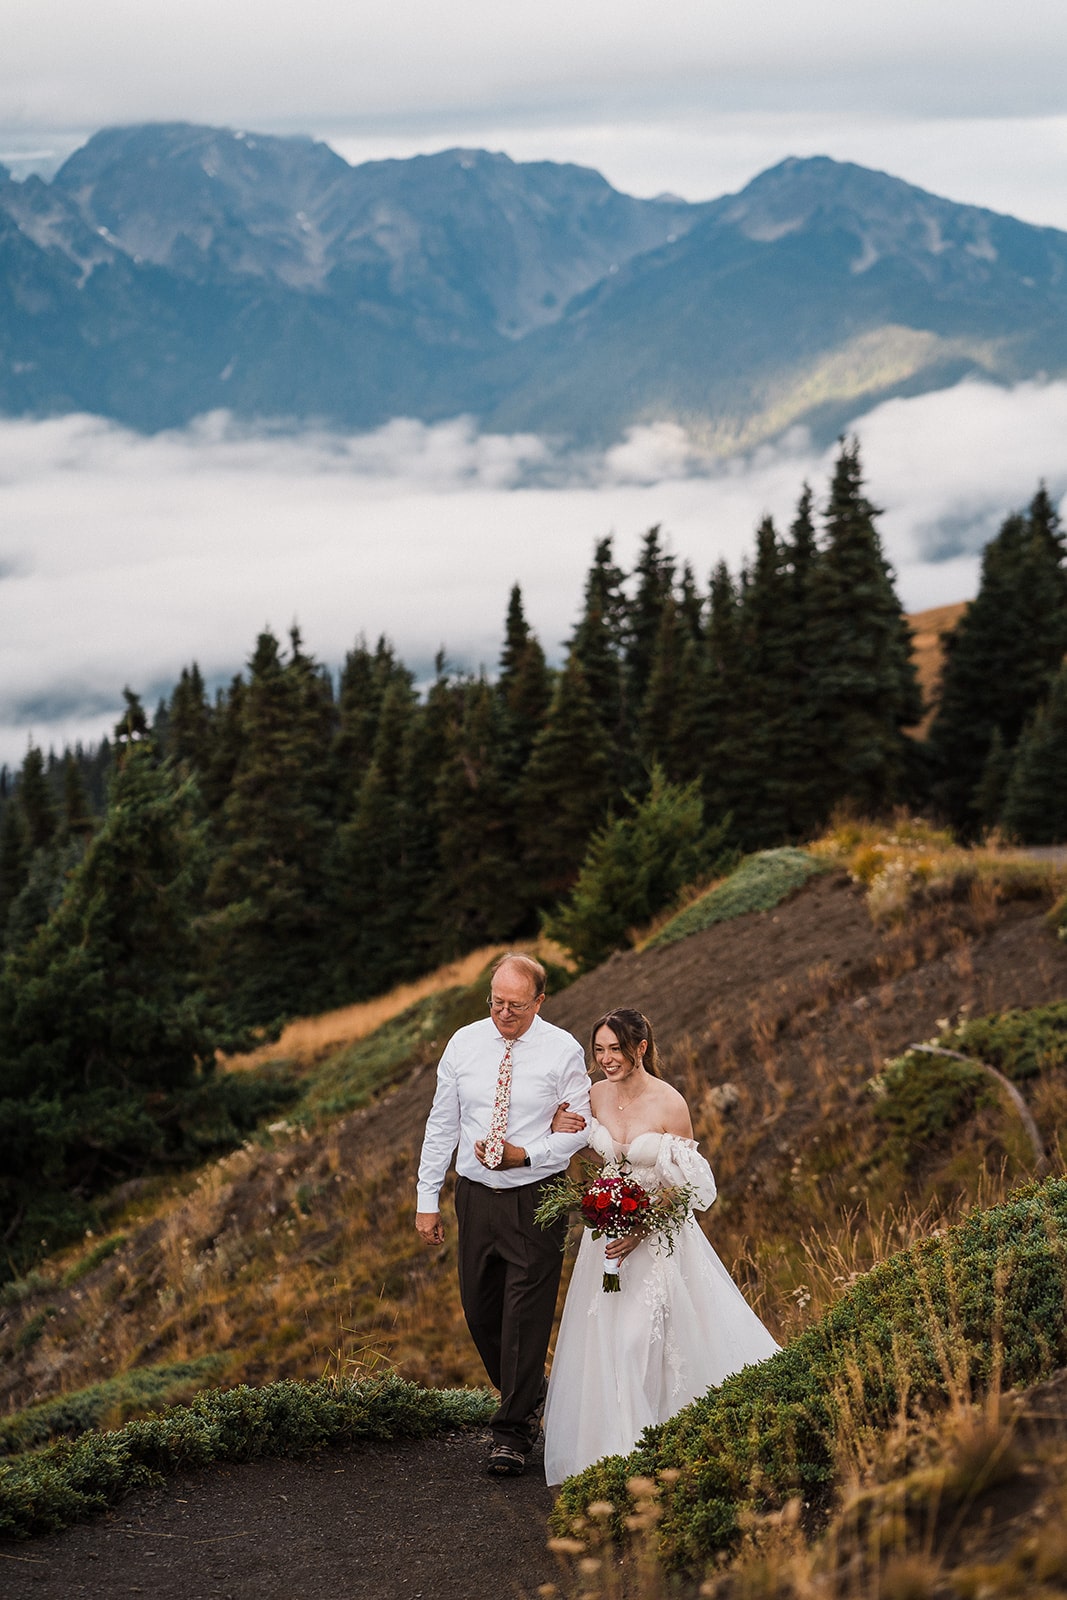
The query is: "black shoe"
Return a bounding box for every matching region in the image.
[486,1443,526,1477]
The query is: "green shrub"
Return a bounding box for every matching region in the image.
[60,1234,127,1288]
[950,1001,1067,1082]
[647,849,826,950]
[0,1356,226,1455]
[872,1051,992,1171]
[554,1177,1067,1570]
[0,1376,495,1539]
[543,770,735,971]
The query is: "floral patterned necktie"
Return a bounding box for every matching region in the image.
[483,1039,514,1169]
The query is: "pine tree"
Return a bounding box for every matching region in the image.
[999,661,1067,843]
[519,655,615,902]
[928,487,1067,834]
[166,664,213,774]
[205,629,337,1024]
[496,585,552,791]
[200,677,245,817]
[569,537,628,745]
[543,768,731,971]
[0,801,28,939]
[332,636,411,815]
[804,439,922,819]
[625,525,675,732]
[18,746,56,853]
[328,673,421,998]
[427,677,518,950]
[0,742,255,1257]
[638,596,690,779]
[699,561,748,831]
[731,516,797,846]
[60,756,95,842]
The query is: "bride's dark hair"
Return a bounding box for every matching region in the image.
[590,1008,660,1077]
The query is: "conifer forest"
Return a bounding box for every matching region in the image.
[1,438,1065,1270]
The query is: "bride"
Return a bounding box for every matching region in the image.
[542,1007,780,1487]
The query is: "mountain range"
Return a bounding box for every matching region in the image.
[3,122,1067,450]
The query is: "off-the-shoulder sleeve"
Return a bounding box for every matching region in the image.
[654,1136,717,1211]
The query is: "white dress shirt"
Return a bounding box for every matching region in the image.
[416,1014,592,1211]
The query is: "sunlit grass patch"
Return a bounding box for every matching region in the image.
[645,849,827,950]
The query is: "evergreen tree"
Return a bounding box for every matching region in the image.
[18,745,56,853]
[625,525,675,730]
[519,655,614,902]
[200,676,245,817]
[543,768,732,971]
[928,487,1067,834]
[973,729,1014,835]
[0,801,28,939]
[332,636,411,815]
[60,755,95,842]
[804,439,922,819]
[496,585,552,790]
[699,561,748,830]
[777,485,825,837]
[569,537,628,745]
[166,664,213,774]
[328,673,421,998]
[638,596,690,780]
[205,630,337,1024]
[677,561,705,643]
[427,677,518,950]
[731,516,797,847]
[999,661,1067,843]
[0,741,247,1256]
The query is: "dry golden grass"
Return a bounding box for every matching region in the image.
[225,936,570,1072]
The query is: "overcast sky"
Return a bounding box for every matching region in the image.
[3,0,1067,226]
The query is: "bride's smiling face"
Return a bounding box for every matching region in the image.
[594,1025,646,1083]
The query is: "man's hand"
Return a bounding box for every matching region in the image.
[551,1101,586,1134]
[473,1138,528,1170]
[416,1211,445,1246]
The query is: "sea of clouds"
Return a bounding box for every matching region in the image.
[2,378,1066,768]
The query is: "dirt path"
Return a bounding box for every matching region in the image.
[0,1431,559,1600]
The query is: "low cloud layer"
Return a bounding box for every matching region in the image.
[2,380,1065,767]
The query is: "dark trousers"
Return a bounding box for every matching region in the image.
[455,1174,568,1452]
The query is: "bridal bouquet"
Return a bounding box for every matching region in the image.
[535,1160,694,1292]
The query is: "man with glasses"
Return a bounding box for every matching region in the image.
[416,952,590,1477]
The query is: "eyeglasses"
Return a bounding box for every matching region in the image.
[487,994,540,1015]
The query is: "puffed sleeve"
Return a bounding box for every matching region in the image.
[654,1136,717,1211]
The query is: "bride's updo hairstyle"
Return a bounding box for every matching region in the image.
[590,1008,660,1078]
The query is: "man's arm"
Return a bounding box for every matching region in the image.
[522,1041,592,1169]
[415,1049,460,1246]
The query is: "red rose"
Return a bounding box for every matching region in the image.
[620,1196,638,1213]
[595,1191,612,1210]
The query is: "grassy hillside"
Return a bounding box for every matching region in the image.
[2,823,1065,1444]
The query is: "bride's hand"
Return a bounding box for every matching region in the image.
[552,1101,586,1134]
[604,1233,643,1261]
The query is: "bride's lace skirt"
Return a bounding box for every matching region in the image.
[543,1189,780,1485]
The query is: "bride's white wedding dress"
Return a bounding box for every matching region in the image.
[543,1119,780,1486]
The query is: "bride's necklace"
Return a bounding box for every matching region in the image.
[615,1075,648,1114]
